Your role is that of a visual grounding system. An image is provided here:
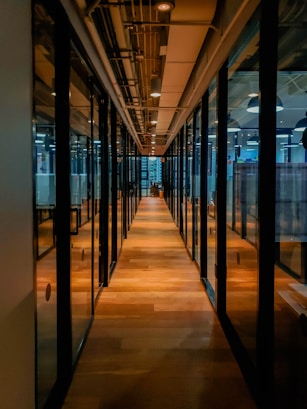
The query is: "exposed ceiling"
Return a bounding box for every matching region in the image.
[35,0,307,157]
[79,0,218,155]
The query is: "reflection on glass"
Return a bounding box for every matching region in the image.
[274,1,307,405]
[108,101,112,270]
[194,109,201,264]
[34,4,57,408]
[70,45,93,361]
[173,138,179,226]
[182,126,187,241]
[186,119,193,254]
[226,12,259,365]
[206,78,217,296]
[116,114,123,257]
[93,90,101,297]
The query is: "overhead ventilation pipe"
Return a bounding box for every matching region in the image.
[61,0,144,152]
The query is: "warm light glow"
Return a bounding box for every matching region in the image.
[151,111,158,124]
[154,1,175,12]
[150,77,161,97]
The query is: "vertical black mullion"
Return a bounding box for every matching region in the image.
[201,91,209,279]
[216,61,228,316]
[100,92,109,287]
[257,0,278,406]
[54,9,72,400]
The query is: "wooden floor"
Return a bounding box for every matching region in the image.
[62,197,257,409]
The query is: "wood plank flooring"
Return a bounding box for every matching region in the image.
[62,197,257,409]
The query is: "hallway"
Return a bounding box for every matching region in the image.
[62,197,257,409]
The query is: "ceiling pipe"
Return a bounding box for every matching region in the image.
[85,14,144,150]
[108,2,147,134]
[124,20,218,29]
[60,0,144,153]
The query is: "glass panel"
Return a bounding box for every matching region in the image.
[108,102,112,269]
[141,156,148,196]
[186,119,193,254]
[194,109,201,263]
[128,138,134,226]
[129,142,136,224]
[173,138,178,225]
[274,1,307,406]
[226,11,260,365]
[207,78,217,295]
[182,126,187,241]
[33,4,57,407]
[70,45,93,361]
[116,116,123,255]
[93,89,101,299]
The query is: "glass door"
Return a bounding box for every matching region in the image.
[206,78,217,296]
[226,11,260,366]
[69,45,94,362]
[186,118,194,255]
[194,108,201,264]
[33,4,57,408]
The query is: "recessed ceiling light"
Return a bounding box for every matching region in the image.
[154,1,175,12]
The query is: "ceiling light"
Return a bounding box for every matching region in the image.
[276,129,292,138]
[154,1,175,12]
[227,115,241,132]
[150,77,161,98]
[246,95,284,113]
[247,135,259,145]
[151,111,158,124]
[248,81,258,98]
[281,143,299,148]
[294,112,307,132]
[51,78,56,96]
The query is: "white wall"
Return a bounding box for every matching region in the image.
[0,1,35,408]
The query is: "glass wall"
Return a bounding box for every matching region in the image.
[181,125,187,242]
[116,116,123,258]
[194,108,201,264]
[173,137,179,226]
[92,89,101,299]
[186,118,194,254]
[107,100,113,272]
[226,11,259,365]
[127,137,133,229]
[69,44,94,361]
[33,4,57,407]
[207,78,217,296]
[127,138,136,228]
[274,1,307,406]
